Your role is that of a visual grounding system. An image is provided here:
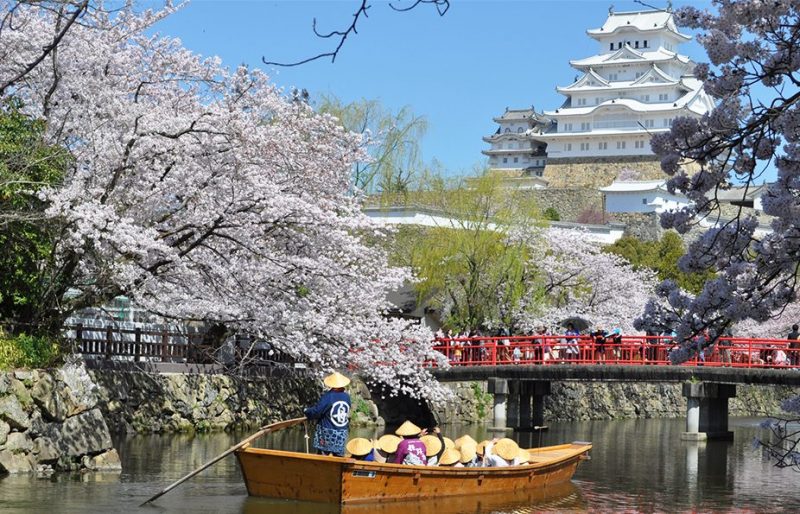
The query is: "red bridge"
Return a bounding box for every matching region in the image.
[432,334,800,369]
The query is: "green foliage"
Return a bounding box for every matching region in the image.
[543,207,560,221]
[0,330,61,369]
[0,98,71,332]
[604,231,714,294]
[470,382,492,420]
[317,95,427,195]
[392,171,545,332]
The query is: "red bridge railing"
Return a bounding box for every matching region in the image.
[432,335,800,369]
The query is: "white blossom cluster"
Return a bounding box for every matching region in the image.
[510,228,658,334]
[0,2,449,401]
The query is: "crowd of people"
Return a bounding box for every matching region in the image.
[436,324,800,368]
[303,371,530,468]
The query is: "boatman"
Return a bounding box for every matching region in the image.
[304,371,351,457]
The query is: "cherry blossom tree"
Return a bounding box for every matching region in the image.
[0,1,448,400]
[638,1,800,351]
[638,1,800,466]
[512,228,658,334]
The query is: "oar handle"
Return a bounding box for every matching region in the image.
[140,416,307,506]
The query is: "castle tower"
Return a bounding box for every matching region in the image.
[533,8,714,187]
[482,107,552,178]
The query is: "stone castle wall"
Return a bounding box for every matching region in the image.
[521,188,603,223]
[612,212,663,241]
[543,156,665,188]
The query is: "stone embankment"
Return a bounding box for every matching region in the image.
[0,363,120,475]
[88,369,382,433]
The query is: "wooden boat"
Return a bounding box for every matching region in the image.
[235,441,591,505]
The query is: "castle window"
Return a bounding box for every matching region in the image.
[643,40,648,48]
[642,94,650,102]
[566,143,572,151]
[598,142,608,150]
[642,198,647,205]
[617,141,626,149]
[645,119,654,128]
[517,127,524,133]
[659,93,669,101]
[503,157,508,163]
[514,157,519,163]
[635,41,639,48]
[504,128,510,133]
[609,42,614,51]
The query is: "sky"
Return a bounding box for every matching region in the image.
[145,0,714,175]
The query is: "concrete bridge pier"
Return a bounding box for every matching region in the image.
[681,382,736,441]
[519,380,550,430]
[487,378,511,432]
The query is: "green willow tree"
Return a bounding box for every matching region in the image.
[392,172,544,332]
[317,95,428,196]
[0,98,70,334]
[604,231,713,295]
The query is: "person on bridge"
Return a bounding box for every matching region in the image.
[787,324,800,366]
[304,371,351,457]
[394,420,428,465]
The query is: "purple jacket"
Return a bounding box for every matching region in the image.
[393,439,427,465]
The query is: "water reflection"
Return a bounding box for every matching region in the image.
[0,418,798,513]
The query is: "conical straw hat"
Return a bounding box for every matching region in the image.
[395,420,422,437]
[516,448,530,464]
[494,438,520,461]
[420,435,442,457]
[476,440,489,456]
[439,448,461,466]
[323,372,350,389]
[346,438,373,457]
[377,434,401,453]
[454,435,477,450]
[442,437,455,450]
[459,444,477,464]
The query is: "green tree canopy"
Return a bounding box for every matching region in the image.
[391,172,545,332]
[0,98,70,332]
[317,95,428,196]
[604,231,713,294]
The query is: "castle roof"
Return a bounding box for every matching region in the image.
[492,108,549,124]
[587,10,691,40]
[570,47,691,68]
[599,179,668,193]
[545,89,708,117]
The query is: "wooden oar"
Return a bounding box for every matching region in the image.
[140,416,307,506]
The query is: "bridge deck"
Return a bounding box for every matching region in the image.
[433,364,800,386]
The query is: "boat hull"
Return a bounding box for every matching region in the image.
[235,442,591,504]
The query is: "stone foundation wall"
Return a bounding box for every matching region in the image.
[544,382,799,422]
[522,188,603,223]
[612,212,663,241]
[0,365,120,475]
[543,156,665,188]
[89,369,382,434]
[433,381,493,425]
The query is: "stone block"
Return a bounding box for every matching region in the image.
[31,373,68,421]
[83,448,122,471]
[9,379,32,409]
[0,449,34,473]
[59,409,113,457]
[14,370,33,382]
[57,363,99,417]
[33,437,61,463]
[0,395,31,430]
[5,431,33,453]
[0,374,9,395]
[0,421,9,445]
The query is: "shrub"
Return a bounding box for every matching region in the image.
[0,330,61,370]
[543,207,560,221]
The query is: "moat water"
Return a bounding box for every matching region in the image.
[1,417,798,513]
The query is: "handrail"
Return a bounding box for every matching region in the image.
[431,335,800,369]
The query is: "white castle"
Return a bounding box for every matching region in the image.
[485,8,714,172]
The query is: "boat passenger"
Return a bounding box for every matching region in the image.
[459,444,480,468]
[483,438,522,467]
[443,436,456,450]
[453,435,477,450]
[516,448,530,465]
[345,438,376,461]
[438,448,462,467]
[303,371,351,457]
[373,434,401,463]
[421,428,445,466]
[393,420,428,465]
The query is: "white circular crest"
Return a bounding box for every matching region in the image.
[330,401,350,428]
